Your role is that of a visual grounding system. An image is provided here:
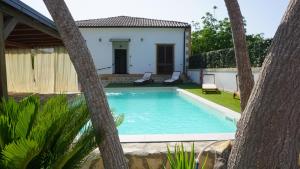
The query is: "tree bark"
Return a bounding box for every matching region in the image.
[0,12,8,100]
[224,0,254,111]
[42,1,128,169]
[228,0,300,168]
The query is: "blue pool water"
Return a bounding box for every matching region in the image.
[105,88,236,135]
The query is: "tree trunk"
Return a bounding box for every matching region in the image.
[224,0,254,111]
[228,0,300,168]
[0,12,8,100]
[42,1,128,169]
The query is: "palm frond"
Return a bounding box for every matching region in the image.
[1,139,40,169]
[18,95,40,137]
[0,98,19,143]
[0,98,22,151]
[14,103,35,139]
[54,96,90,156]
[0,94,125,169]
[113,112,124,127]
[26,95,70,168]
[0,116,10,151]
[52,126,97,169]
[0,96,40,149]
[30,95,68,149]
[0,97,19,125]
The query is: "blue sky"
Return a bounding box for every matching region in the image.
[21,0,288,38]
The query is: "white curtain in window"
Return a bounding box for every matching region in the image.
[6,47,79,94]
[34,49,56,94]
[54,47,79,93]
[34,47,79,94]
[5,49,36,93]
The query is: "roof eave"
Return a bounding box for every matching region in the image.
[77,25,191,29]
[2,0,57,30]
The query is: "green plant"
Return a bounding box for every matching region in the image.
[0,95,123,169]
[164,143,196,169]
[191,7,271,68]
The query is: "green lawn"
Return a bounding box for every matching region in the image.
[106,83,241,112]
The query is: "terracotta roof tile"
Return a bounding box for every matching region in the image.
[76,16,190,28]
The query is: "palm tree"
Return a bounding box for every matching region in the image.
[224,0,254,111]
[227,0,300,168]
[42,1,128,169]
[0,95,124,169]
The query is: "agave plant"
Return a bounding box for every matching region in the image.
[0,95,123,169]
[165,143,208,169]
[165,143,195,169]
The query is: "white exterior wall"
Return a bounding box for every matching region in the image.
[79,28,185,74]
[187,69,201,84]
[187,68,261,92]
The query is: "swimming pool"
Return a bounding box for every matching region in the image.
[105,87,239,141]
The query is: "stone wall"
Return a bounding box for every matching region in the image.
[83,152,168,169]
[81,141,300,169]
[81,141,213,169]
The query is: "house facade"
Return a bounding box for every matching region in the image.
[76,16,191,75]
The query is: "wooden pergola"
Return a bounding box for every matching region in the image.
[0,0,63,98]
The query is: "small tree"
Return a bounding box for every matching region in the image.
[191,10,271,69]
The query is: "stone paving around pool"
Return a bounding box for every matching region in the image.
[81,141,214,169]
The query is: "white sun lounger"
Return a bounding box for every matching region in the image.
[163,71,181,84]
[134,72,153,85]
[202,74,218,93]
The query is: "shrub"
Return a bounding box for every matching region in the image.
[0,95,123,169]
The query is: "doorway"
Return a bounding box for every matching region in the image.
[114,49,127,74]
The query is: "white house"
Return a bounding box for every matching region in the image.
[76,16,191,75]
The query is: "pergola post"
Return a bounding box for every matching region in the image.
[0,12,8,99]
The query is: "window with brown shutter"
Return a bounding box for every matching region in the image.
[157,44,174,74]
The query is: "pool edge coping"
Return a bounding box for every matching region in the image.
[176,88,241,122]
[119,133,235,143]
